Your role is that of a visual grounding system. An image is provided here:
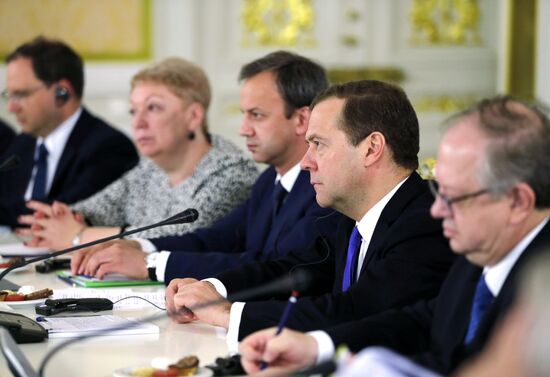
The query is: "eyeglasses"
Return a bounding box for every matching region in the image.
[1,85,45,103]
[428,179,490,215]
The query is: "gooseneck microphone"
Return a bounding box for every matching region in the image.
[0,208,199,281]
[0,155,21,172]
[35,269,311,377]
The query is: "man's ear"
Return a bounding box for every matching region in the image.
[362,131,386,167]
[294,106,311,136]
[508,183,537,225]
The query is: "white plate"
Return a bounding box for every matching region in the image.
[112,366,213,377]
[3,298,48,307]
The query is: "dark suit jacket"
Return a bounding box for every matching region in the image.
[151,167,341,282]
[0,119,15,156]
[325,219,550,375]
[214,173,456,340]
[0,108,138,227]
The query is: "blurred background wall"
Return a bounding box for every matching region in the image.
[0,0,547,161]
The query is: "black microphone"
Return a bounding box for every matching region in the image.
[0,155,21,172]
[32,270,312,377]
[0,208,199,281]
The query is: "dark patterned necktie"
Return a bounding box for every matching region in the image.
[31,143,48,201]
[272,181,288,220]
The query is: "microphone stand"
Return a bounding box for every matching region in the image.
[0,209,199,281]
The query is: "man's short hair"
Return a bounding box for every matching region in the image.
[450,96,550,208]
[6,36,84,99]
[132,57,212,133]
[311,80,419,170]
[238,50,328,118]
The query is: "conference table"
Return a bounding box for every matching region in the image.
[0,260,231,376]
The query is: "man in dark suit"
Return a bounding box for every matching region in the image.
[0,37,138,227]
[239,96,550,376]
[69,51,340,282]
[164,80,454,351]
[0,118,15,155]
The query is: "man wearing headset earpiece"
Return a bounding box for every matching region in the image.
[0,36,139,227]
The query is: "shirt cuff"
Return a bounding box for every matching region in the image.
[225,302,245,354]
[154,251,171,282]
[308,330,335,365]
[136,238,157,253]
[202,278,228,298]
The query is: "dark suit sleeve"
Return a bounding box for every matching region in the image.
[236,204,454,339]
[161,205,341,283]
[0,120,15,155]
[152,198,250,253]
[326,298,436,354]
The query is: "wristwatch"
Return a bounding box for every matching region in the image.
[71,228,86,246]
[145,252,158,281]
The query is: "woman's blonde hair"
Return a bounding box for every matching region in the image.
[131,57,211,132]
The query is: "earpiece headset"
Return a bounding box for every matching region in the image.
[54,86,70,106]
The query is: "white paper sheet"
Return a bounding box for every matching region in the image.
[37,315,159,338]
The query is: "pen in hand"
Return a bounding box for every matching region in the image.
[260,290,299,370]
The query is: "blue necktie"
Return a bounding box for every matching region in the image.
[342,226,361,292]
[272,181,287,220]
[31,143,48,201]
[464,274,494,344]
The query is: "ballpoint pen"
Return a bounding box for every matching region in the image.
[57,273,76,287]
[260,290,299,370]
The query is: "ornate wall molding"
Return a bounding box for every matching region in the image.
[409,0,482,46]
[240,0,316,47]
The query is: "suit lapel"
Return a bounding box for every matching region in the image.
[49,110,88,197]
[359,173,426,272]
[264,170,310,251]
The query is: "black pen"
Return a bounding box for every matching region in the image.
[260,290,299,370]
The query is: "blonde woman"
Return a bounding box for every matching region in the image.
[19,58,258,249]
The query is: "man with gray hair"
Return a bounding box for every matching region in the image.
[239,96,550,376]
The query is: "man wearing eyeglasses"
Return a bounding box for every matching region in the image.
[239,96,550,376]
[0,37,138,227]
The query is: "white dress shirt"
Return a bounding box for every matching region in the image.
[24,108,82,200]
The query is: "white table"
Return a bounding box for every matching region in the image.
[0,267,230,377]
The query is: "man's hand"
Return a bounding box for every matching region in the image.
[169,280,231,328]
[70,239,146,279]
[166,278,200,323]
[239,328,318,375]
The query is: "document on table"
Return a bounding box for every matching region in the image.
[52,288,166,309]
[38,315,160,338]
[57,271,164,288]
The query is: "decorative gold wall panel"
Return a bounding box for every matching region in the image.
[241,0,316,47]
[0,0,151,61]
[409,0,482,45]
